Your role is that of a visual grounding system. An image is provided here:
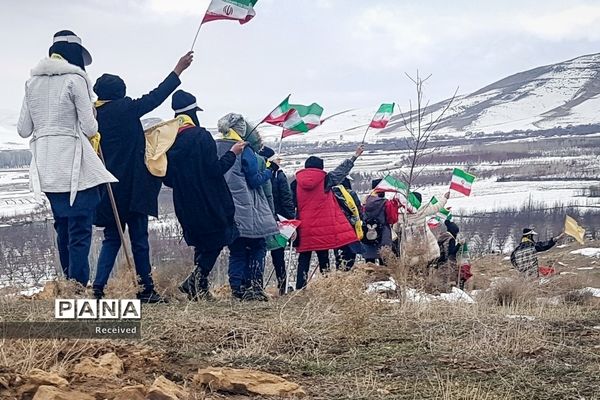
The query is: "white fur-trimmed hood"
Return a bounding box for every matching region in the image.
[30,58,96,100]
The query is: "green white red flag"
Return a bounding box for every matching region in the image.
[450,168,476,196]
[374,176,421,213]
[369,103,395,129]
[427,197,453,228]
[264,96,324,138]
[267,217,301,250]
[202,0,258,25]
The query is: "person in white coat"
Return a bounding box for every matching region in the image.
[17,30,116,287]
[399,191,450,267]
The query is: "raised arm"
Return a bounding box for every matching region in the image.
[17,94,34,138]
[325,144,364,190]
[70,75,98,138]
[131,52,193,118]
[415,192,449,218]
[535,238,556,253]
[241,147,272,189]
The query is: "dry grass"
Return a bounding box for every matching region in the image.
[1,259,599,399]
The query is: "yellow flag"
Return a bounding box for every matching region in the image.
[564,215,585,244]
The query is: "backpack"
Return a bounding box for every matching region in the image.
[332,185,364,241]
[362,217,383,246]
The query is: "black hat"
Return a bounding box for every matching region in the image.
[412,191,422,204]
[172,90,203,113]
[94,74,126,101]
[445,219,459,236]
[259,146,275,159]
[522,228,538,236]
[51,30,92,66]
[305,156,324,170]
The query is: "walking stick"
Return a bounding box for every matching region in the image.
[284,242,294,294]
[98,147,137,287]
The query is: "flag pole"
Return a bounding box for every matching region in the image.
[190,22,203,51]
[278,131,284,154]
[248,94,292,138]
[361,125,370,144]
[98,147,137,287]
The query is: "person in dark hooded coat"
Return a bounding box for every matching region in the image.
[91,52,194,303]
[259,147,295,295]
[164,90,245,300]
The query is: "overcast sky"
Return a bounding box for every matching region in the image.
[2,0,600,126]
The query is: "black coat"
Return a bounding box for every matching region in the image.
[271,170,295,220]
[94,72,181,227]
[164,125,237,251]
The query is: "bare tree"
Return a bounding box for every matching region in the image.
[397,71,459,192]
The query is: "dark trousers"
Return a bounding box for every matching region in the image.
[296,250,330,290]
[335,246,357,271]
[271,247,287,293]
[189,247,223,289]
[54,214,94,286]
[93,212,153,292]
[228,237,267,293]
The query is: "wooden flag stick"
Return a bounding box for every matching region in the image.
[98,147,137,288]
[190,22,203,51]
[361,125,370,144]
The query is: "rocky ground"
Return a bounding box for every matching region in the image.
[1,242,599,399]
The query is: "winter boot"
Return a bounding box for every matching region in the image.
[92,287,104,300]
[196,276,216,302]
[137,289,166,304]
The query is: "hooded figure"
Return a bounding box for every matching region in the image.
[91,52,193,303]
[362,179,400,265]
[17,30,116,286]
[215,114,278,301]
[292,146,364,289]
[436,219,463,287]
[259,147,294,295]
[400,191,450,267]
[510,228,562,277]
[164,91,243,301]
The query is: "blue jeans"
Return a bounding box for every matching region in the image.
[54,214,94,286]
[93,212,153,292]
[47,187,100,286]
[228,237,266,293]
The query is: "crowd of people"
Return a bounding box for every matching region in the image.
[17,31,566,303]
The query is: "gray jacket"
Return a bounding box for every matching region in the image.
[216,139,278,239]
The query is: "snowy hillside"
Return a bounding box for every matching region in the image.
[261,53,600,144]
[2,53,600,148]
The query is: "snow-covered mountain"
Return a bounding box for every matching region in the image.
[261,53,600,144]
[2,53,600,148]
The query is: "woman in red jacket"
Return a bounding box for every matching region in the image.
[293,145,364,289]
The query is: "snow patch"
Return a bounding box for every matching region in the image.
[570,248,600,258]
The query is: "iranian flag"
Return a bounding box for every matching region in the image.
[369,103,395,129]
[202,0,258,25]
[450,168,476,196]
[264,97,324,138]
[267,217,301,250]
[375,176,421,213]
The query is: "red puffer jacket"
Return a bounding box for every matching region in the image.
[296,168,358,252]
